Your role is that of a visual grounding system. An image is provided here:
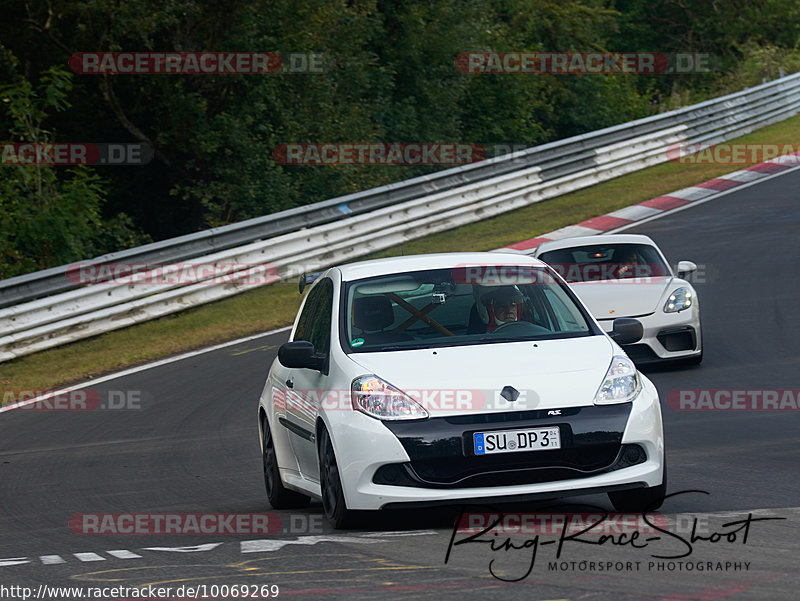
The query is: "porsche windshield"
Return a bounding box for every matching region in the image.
[342,265,595,352]
[538,243,670,282]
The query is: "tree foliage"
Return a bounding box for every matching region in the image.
[1,0,796,277]
[0,50,148,278]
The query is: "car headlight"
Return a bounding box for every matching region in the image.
[594,356,641,405]
[664,287,692,313]
[351,375,429,420]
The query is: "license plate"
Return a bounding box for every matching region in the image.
[474,427,561,455]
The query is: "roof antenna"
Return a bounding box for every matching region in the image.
[401,246,404,256]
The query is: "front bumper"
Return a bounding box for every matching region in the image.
[327,377,663,510]
[375,405,640,488]
[598,306,701,363]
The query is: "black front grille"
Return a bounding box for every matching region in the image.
[622,343,660,363]
[657,327,697,352]
[410,444,620,485]
[373,443,647,488]
[377,404,633,488]
[444,407,581,425]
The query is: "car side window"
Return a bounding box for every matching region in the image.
[294,278,333,355]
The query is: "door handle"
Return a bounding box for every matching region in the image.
[285,378,294,389]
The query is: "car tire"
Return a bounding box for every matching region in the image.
[608,459,667,513]
[318,426,357,529]
[262,418,310,509]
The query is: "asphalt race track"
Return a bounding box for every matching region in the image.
[1,168,799,600]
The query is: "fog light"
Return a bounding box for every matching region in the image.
[610,444,647,470]
[624,445,645,464]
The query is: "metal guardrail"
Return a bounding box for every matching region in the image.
[2,72,800,362]
[3,72,798,310]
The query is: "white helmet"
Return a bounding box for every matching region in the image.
[474,285,524,330]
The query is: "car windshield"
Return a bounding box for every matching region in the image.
[538,243,669,282]
[342,265,595,352]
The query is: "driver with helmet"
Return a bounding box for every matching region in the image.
[472,285,525,333]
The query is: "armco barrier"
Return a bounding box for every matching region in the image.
[1,72,799,362]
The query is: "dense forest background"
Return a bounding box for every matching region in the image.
[2,0,799,278]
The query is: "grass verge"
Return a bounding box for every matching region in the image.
[3,113,800,395]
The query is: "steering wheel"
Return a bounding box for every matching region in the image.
[492,321,549,335]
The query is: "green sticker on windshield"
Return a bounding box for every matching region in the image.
[351,338,365,347]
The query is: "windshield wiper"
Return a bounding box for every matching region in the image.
[472,336,534,344]
[364,344,425,352]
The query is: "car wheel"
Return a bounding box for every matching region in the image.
[318,426,357,529]
[262,418,310,509]
[608,459,667,513]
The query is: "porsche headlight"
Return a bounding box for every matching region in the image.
[351,375,429,420]
[594,356,641,405]
[664,287,692,313]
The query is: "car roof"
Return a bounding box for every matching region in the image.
[335,252,548,281]
[534,234,657,254]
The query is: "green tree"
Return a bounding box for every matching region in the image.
[0,51,146,278]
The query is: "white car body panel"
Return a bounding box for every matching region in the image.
[570,278,673,317]
[258,252,665,512]
[348,337,614,416]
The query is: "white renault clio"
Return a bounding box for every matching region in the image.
[258,253,665,528]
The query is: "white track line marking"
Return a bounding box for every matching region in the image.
[241,536,385,554]
[607,205,662,221]
[142,543,222,553]
[541,224,599,240]
[39,555,66,564]
[663,186,716,201]
[718,170,766,182]
[74,552,105,562]
[360,530,438,537]
[106,549,142,559]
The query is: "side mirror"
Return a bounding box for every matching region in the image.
[299,272,322,294]
[676,260,697,279]
[610,318,643,345]
[278,341,325,371]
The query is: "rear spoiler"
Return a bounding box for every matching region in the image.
[298,272,322,294]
